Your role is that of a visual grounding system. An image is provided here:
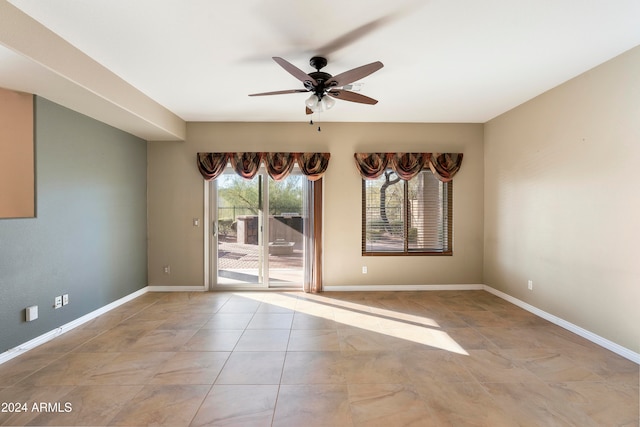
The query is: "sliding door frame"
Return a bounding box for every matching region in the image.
[207,168,313,290]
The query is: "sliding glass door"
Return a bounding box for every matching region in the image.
[211,169,305,288]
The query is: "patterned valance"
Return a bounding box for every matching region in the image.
[197,152,330,182]
[354,152,463,182]
[427,153,463,182]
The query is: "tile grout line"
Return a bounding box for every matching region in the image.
[270,298,298,427]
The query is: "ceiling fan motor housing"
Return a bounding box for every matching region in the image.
[306,71,333,96]
[306,57,335,97]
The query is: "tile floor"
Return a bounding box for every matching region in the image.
[0,290,637,426]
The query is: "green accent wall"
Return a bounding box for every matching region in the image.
[0,97,147,353]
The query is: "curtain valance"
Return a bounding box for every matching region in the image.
[427,153,463,182]
[353,152,463,182]
[197,152,330,182]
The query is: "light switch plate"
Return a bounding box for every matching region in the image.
[26,305,38,321]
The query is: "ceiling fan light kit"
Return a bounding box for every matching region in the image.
[305,93,336,113]
[249,56,383,116]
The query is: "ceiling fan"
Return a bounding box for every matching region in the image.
[249,56,384,114]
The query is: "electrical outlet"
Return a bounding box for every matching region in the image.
[54,296,62,309]
[528,280,533,290]
[163,265,171,274]
[362,266,368,274]
[62,294,69,305]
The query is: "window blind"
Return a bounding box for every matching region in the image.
[362,169,452,255]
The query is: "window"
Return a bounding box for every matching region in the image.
[362,168,452,255]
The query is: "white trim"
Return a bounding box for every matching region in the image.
[323,284,484,292]
[0,287,150,365]
[483,286,639,364]
[203,179,210,291]
[210,286,301,292]
[147,285,207,292]
[324,283,639,364]
[3,284,636,366]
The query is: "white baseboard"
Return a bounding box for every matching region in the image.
[0,287,150,366]
[483,286,639,364]
[0,284,209,365]
[323,284,485,292]
[3,284,637,366]
[147,285,207,292]
[323,284,638,364]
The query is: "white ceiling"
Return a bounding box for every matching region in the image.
[1,0,639,140]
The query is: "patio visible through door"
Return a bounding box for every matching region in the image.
[213,170,306,288]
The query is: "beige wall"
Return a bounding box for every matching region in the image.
[0,87,34,218]
[148,122,484,288]
[147,46,638,353]
[484,46,640,352]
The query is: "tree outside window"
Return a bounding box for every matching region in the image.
[363,169,452,255]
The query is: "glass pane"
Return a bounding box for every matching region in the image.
[216,174,263,285]
[267,174,305,286]
[407,170,448,252]
[364,170,405,252]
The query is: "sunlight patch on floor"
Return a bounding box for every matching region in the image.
[237,292,469,355]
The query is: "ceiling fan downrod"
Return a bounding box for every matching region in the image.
[309,56,327,71]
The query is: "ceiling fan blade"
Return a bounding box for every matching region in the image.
[316,15,395,57]
[273,57,318,86]
[249,89,309,96]
[325,61,384,88]
[306,107,313,115]
[328,89,378,105]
